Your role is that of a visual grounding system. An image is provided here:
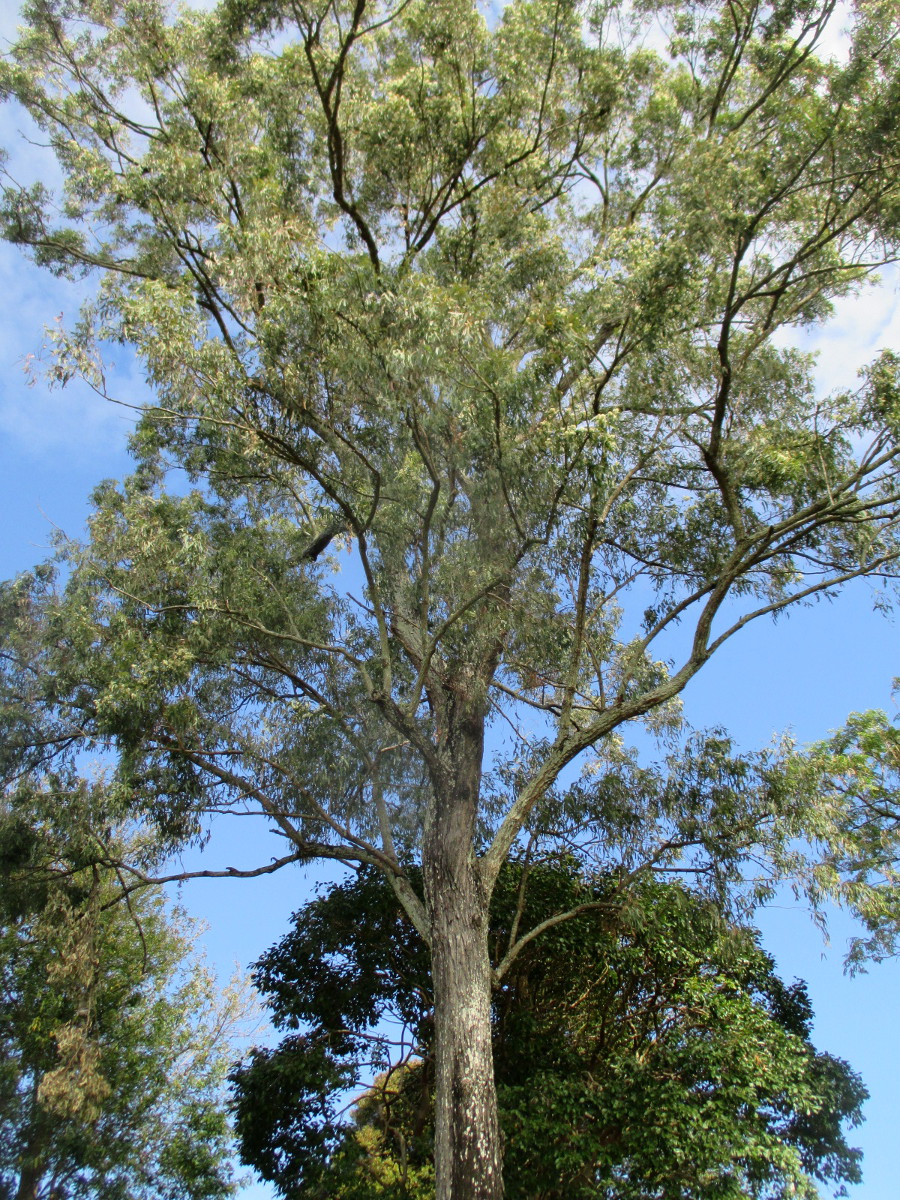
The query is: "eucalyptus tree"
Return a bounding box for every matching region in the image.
[3,1,900,1196]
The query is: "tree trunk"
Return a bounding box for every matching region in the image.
[15,1166,41,1200]
[423,701,503,1200]
[16,1123,45,1200]
[427,862,502,1199]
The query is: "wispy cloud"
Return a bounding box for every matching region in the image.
[0,240,143,462]
[0,27,140,464]
[778,269,900,396]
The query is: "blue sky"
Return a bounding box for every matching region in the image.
[2,3,899,1197]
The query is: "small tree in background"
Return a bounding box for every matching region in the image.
[0,772,247,1200]
[232,863,866,1200]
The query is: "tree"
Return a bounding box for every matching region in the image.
[3,1,900,1195]
[0,771,245,1200]
[795,708,900,967]
[231,863,866,1200]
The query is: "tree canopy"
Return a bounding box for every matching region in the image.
[3,1,900,1194]
[0,772,245,1200]
[232,863,866,1200]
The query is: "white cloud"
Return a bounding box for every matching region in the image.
[776,268,900,396]
[0,242,144,462]
[0,62,146,462]
[812,0,854,64]
[0,373,138,466]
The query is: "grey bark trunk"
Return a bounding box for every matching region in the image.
[16,1135,43,1200]
[427,859,502,1199]
[423,701,503,1200]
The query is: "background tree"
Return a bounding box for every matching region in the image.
[794,708,900,967]
[232,862,866,1200]
[0,771,247,1200]
[3,2,900,1195]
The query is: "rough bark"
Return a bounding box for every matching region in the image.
[423,699,504,1200]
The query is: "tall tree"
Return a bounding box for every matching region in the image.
[0,773,246,1200]
[3,2,900,1195]
[232,863,867,1200]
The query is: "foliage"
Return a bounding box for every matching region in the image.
[232,864,866,1200]
[1,0,899,899]
[788,707,900,967]
[0,773,245,1200]
[3,0,900,1190]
